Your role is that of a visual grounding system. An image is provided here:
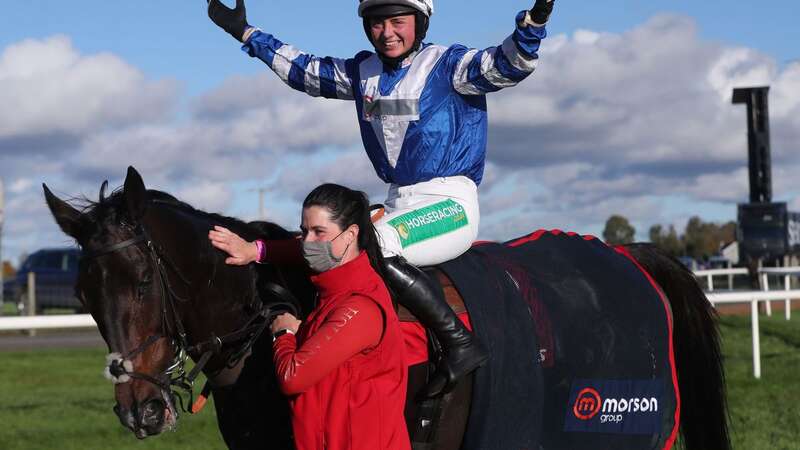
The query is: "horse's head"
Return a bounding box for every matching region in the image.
[44,167,181,439]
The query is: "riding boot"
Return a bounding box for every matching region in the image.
[383,256,489,397]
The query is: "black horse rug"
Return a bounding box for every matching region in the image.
[436,229,680,450]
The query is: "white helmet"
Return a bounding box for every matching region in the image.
[358,0,434,18]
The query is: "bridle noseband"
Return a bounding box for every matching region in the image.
[86,223,299,416]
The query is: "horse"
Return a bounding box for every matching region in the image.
[44,166,730,450]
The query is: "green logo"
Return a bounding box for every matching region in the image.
[387,199,469,248]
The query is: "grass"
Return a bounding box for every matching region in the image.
[2,302,17,315]
[719,314,800,450]
[0,303,77,316]
[0,347,225,450]
[0,315,797,449]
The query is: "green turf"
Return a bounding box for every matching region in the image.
[1,302,18,315]
[718,314,800,450]
[0,315,797,449]
[0,347,225,450]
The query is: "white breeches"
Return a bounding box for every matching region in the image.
[374,176,480,267]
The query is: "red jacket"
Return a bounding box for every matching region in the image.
[273,251,411,450]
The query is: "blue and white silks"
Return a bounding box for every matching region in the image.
[242,10,546,187]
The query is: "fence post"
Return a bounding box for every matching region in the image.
[785,274,792,321]
[26,271,36,337]
[728,262,734,290]
[761,273,772,316]
[751,299,761,379]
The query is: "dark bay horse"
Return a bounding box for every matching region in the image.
[44,166,730,450]
[45,167,311,448]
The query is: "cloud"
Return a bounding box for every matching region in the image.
[174,181,234,213]
[3,13,800,263]
[268,150,388,204]
[0,36,177,148]
[191,73,360,153]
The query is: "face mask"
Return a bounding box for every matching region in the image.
[302,229,352,273]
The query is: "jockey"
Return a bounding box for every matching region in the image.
[207,0,555,396]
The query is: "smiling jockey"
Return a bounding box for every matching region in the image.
[208,0,555,396]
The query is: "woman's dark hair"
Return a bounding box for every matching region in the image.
[302,184,386,278]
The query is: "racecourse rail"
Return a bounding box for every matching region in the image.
[2,267,799,380]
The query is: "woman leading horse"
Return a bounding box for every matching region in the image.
[270,184,412,449]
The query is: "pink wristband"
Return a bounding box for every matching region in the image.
[254,240,265,263]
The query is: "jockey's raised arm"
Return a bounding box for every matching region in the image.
[448,10,547,96]
[207,0,357,99]
[208,0,553,100]
[244,34,357,100]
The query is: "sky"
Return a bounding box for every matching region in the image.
[1,1,799,266]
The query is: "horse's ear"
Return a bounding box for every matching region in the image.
[123,166,149,221]
[99,180,109,203]
[43,184,83,239]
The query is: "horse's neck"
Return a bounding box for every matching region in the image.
[148,206,259,345]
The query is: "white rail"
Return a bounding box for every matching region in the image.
[758,267,800,319]
[694,268,750,277]
[706,290,800,379]
[694,267,799,320]
[0,314,96,331]
[694,268,749,292]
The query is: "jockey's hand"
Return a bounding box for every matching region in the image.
[207,0,250,41]
[208,225,259,265]
[529,0,555,25]
[271,313,301,335]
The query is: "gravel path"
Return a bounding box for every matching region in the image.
[0,330,105,352]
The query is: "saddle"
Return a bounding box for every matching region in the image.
[396,269,467,322]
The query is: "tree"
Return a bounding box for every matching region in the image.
[683,217,737,259]
[603,215,636,245]
[2,261,14,278]
[648,218,738,259]
[648,224,683,257]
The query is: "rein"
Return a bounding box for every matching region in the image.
[87,224,299,416]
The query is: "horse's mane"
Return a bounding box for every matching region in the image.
[78,187,294,241]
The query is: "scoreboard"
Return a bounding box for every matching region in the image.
[738,202,800,260]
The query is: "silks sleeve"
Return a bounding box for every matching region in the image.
[449,10,546,95]
[242,30,357,100]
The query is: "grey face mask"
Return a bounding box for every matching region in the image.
[302,229,352,273]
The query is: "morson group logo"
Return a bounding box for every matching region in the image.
[573,388,602,420]
[564,379,666,435]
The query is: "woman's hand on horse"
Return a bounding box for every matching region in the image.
[271,313,301,335]
[208,225,259,265]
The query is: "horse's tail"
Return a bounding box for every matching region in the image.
[623,243,730,450]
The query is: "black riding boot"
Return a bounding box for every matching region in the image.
[383,257,489,397]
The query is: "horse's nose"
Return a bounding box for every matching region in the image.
[138,398,166,436]
[114,403,136,431]
[114,399,165,439]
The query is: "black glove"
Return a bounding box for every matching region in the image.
[208,0,250,41]
[529,0,555,25]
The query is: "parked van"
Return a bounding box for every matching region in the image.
[4,248,81,314]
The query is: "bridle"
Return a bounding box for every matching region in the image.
[84,222,299,416]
